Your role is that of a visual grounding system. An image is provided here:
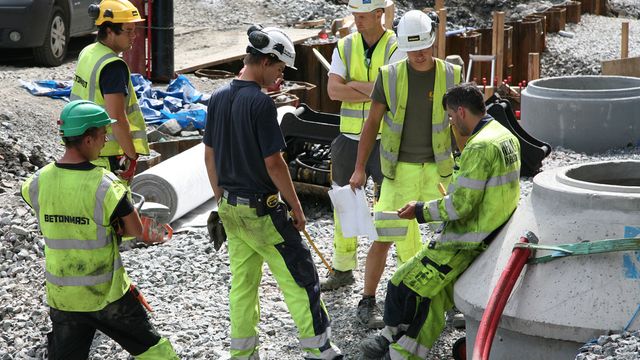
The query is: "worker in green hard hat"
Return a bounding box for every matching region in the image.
[21,100,179,360]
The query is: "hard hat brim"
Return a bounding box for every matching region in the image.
[349,0,393,13]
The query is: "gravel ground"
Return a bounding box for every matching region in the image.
[1,0,639,359]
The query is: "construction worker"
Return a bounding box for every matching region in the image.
[203,25,343,359]
[359,83,521,359]
[322,0,405,292]
[70,0,149,181]
[349,10,462,329]
[21,100,178,360]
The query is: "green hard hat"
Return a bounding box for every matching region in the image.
[58,100,116,137]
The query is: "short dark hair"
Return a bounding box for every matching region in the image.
[243,48,281,67]
[62,127,101,148]
[442,83,486,116]
[97,22,124,41]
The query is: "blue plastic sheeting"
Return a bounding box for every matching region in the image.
[20,74,211,130]
[19,80,73,100]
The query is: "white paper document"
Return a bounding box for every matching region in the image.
[328,184,378,240]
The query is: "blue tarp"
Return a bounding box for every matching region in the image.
[20,74,210,130]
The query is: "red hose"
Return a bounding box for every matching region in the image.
[472,234,534,360]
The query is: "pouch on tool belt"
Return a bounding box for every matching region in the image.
[398,248,482,298]
[207,211,227,251]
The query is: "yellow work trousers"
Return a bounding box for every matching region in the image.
[374,162,446,265]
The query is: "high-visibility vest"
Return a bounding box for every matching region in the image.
[379,58,461,179]
[71,42,149,156]
[337,30,398,135]
[21,164,131,312]
[422,119,521,247]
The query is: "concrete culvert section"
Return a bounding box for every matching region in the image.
[521,76,640,154]
[455,160,640,360]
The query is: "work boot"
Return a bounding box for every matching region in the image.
[359,334,391,359]
[320,269,355,291]
[356,296,385,329]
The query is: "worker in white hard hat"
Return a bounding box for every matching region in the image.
[71,0,150,183]
[349,9,462,330]
[203,25,343,359]
[322,0,405,303]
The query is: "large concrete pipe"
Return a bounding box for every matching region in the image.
[455,160,640,360]
[131,143,213,223]
[521,76,640,153]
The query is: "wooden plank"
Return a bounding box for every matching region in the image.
[175,28,319,74]
[384,3,395,30]
[622,21,629,59]
[493,11,505,86]
[437,8,447,59]
[528,52,540,81]
[601,56,640,77]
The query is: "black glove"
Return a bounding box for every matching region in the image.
[207,211,227,251]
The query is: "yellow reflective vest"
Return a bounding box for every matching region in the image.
[21,163,131,311]
[71,42,149,156]
[337,30,398,135]
[417,118,521,248]
[379,58,461,179]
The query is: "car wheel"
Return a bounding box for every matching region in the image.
[33,6,69,67]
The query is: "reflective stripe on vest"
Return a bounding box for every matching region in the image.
[423,120,521,246]
[337,30,398,135]
[379,58,461,179]
[70,42,149,156]
[28,169,118,250]
[21,163,131,311]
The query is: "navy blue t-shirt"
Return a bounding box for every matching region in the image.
[99,60,129,96]
[203,79,286,195]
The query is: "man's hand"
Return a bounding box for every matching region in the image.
[290,206,306,231]
[349,168,366,192]
[116,155,138,182]
[398,201,418,219]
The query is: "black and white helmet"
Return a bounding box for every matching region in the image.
[247,25,297,69]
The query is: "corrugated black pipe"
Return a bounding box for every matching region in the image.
[151,0,174,82]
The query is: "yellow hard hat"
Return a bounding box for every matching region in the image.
[90,0,144,26]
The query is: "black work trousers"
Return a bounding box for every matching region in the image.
[47,290,161,360]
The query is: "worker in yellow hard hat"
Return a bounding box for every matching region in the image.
[21,100,178,360]
[70,0,150,183]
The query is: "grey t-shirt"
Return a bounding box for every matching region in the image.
[371,62,436,163]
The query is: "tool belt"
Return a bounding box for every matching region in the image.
[223,190,280,217]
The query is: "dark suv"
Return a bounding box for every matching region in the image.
[0,0,96,66]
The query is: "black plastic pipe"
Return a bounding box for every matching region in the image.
[151,0,174,82]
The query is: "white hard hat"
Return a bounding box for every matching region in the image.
[348,0,392,13]
[396,10,437,52]
[247,26,297,69]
